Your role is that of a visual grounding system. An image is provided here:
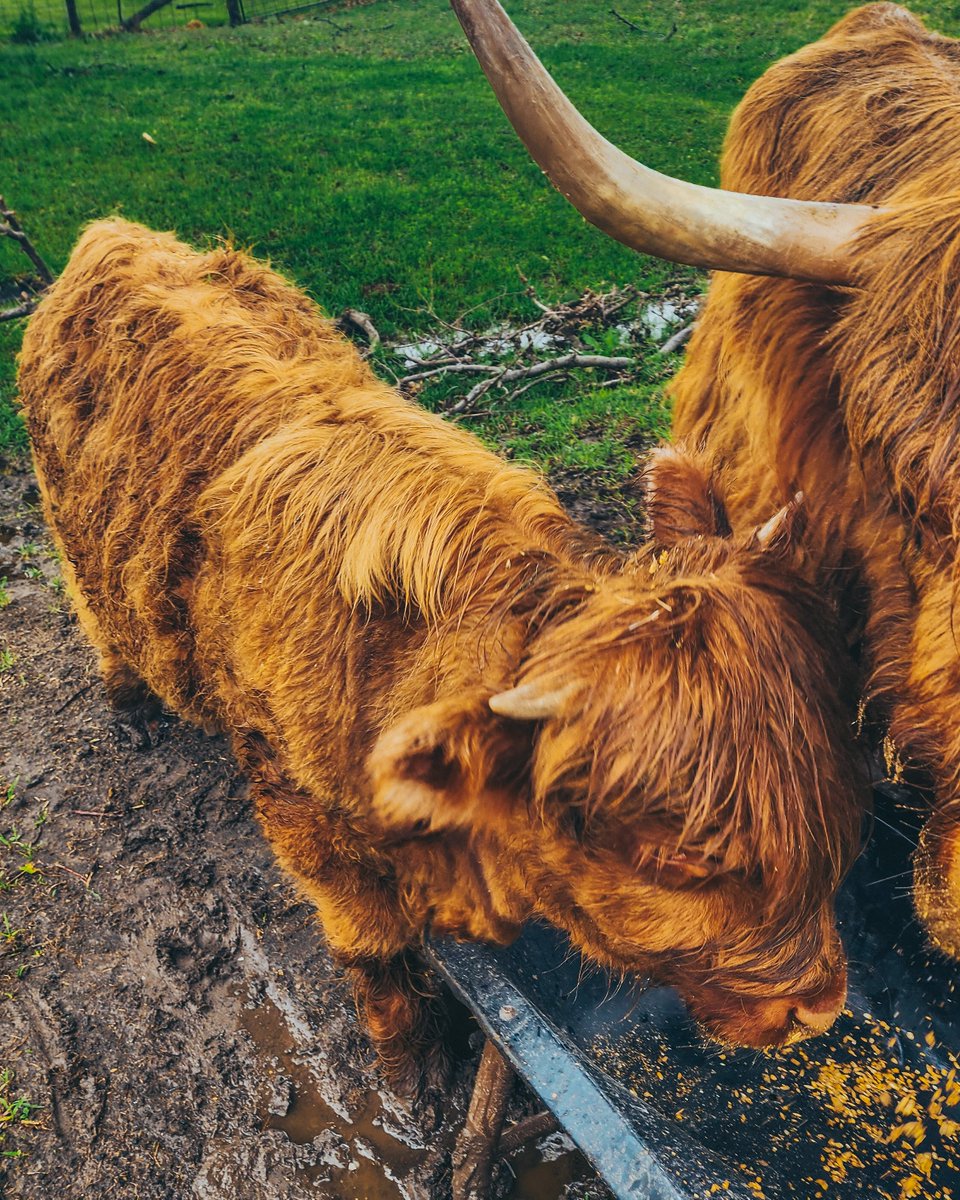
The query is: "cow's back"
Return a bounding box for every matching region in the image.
[670,5,960,625]
[18,220,374,717]
[18,219,578,747]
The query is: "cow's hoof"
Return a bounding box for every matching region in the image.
[378,1036,451,1115]
[914,815,960,960]
[113,707,165,751]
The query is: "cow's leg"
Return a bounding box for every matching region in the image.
[56,552,162,747]
[914,807,960,960]
[99,648,164,749]
[244,756,447,1094]
[340,949,449,1097]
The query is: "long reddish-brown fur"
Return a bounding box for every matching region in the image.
[671,2,960,957]
[18,220,863,1084]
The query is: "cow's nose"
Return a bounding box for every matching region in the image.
[792,970,847,1035]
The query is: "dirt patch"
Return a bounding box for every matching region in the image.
[0,462,611,1199]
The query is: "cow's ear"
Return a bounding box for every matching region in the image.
[644,445,729,544]
[366,691,528,837]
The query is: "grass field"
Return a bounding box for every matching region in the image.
[2,0,959,473]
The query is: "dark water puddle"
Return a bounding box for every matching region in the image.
[239,990,422,1197]
[240,988,594,1198]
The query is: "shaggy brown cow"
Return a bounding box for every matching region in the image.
[668,2,960,961]
[449,0,960,961]
[17,220,862,1084]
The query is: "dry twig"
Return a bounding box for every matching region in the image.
[336,308,381,356]
[610,8,642,32]
[387,283,664,414]
[1,195,53,322]
[658,322,695,355]
[448,351,634,414]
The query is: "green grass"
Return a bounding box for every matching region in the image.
[0,1067,42,1158]
[2,0,959,474]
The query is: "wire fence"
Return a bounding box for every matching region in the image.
[0,0,344,37]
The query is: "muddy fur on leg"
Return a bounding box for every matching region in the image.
[101,651,165,749]
[914,812,960,960]
[345,950,450,1098]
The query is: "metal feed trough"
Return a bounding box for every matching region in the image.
[428,784,960,1199]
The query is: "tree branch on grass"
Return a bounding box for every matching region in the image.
[0,197,54,286]
[610,8,642,32]
[448,351,635,414]
[121,0,174,32]
[658,322,695,355]
[383,283,657,415]
[0,196,53,322]
[335,308,381,356]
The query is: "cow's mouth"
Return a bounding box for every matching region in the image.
[685,968,848,1049]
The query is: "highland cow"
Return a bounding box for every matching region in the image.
[17,220,861,1084]
[449,0,960,962]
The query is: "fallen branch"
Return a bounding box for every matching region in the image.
[0,297,39,323]
[658,322,695,355]
[336,307,381,356]
[449,352,634,415]
[0,196,54,287]
[386,281,699,413]
[1,195,54,321]
[610,8,642,32]
[400,362,499,386]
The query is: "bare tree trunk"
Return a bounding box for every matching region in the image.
[225,0,243,27]
[121,0,173,31]
[65,0,82,35]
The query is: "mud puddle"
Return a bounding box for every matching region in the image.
[240,989,599,1199]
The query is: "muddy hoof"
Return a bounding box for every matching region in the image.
[113,708,166,751]
[380,1036,452,1121]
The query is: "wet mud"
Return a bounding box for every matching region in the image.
[0,463,613,1199]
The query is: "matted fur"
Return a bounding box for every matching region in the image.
[18,220,863,1080]
[671,2,960,956]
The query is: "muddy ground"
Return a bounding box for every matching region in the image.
[0,461,629,1200]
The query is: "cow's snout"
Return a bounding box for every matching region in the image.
[793,983,846,1035]
[745,972,847,1044]
[689,963,847,1048]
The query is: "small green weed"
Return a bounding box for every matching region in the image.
[0,1068,42,1144]
[0,829,41,880]
[1,912,21,947]
[0,780,15,810]
[0,648,15,673]
[0,580,10,610]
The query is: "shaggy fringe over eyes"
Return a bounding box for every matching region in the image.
[522,559,864,920]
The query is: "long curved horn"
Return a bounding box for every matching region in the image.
[450,0,876,284]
